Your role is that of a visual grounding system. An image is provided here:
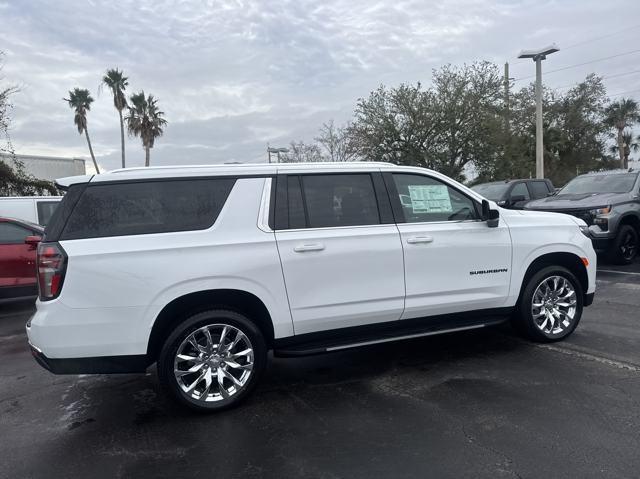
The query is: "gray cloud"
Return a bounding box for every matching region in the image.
[1,0,638,173]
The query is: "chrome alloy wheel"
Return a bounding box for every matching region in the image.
[531,275,577,335]
[173,324,254,403]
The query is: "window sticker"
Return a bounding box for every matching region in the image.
[407,185,452,213]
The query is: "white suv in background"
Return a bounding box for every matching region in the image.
[27,162,597,411]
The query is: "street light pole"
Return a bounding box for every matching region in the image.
[267,146,290,164]
[535,57,543,179]
[518,44,559,179]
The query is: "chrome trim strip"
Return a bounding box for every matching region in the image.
[324,324,486,352]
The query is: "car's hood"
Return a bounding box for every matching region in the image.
[525,192,628,210]
[500,206,584,226]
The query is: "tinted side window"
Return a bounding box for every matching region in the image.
[510,182,530,200]
[301,174,380,228]
[0,223,31,244]
[529,181,550,199]
[61,179,235,240]
[392,174,479,223]
[287,176,306,229]
[36,201,60,226]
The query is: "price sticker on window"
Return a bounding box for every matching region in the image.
[408,185,452,213]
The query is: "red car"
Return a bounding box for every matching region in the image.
[0,217,44,302]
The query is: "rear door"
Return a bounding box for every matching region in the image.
[386,172,512,319]
[0,221,38,287]
[274,172,405,334]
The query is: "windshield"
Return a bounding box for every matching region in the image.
[471,183,509,200]
[559,173,638,195]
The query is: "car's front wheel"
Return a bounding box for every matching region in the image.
[513,265,583,342]
[608,224,638,265]
[158,309,267,412]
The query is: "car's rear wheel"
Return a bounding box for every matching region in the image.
[608,224,638,265]
[158,309,266,412]
[512,265,583,342]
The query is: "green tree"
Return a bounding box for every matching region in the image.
[125,91,167,167]
[604,98,640,169]
[348,62,504,181]
[348,82,439,168]
[101,68,128,169]
[480,74,615,185]
[609,131,639,165]
[1,51,56,195]
[64,88,100,174]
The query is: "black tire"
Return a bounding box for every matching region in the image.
[608,225,638,265]
[158,309,267,412]
[512,265,583,343]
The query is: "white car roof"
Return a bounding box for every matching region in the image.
[55,162,408,187]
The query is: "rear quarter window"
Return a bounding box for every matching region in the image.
[60,178,235,240]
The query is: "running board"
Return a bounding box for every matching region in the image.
[324,324,486,352]
[273,313,510,357]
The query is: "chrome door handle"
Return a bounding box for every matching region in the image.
[293,243,325,252]
[406,236,434,244]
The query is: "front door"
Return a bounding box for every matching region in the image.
[274,172,405,334]
[386,172,512,319]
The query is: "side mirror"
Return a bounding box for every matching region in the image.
[481,200,500,228]
[510,194,526,203]
[25,235,42,247]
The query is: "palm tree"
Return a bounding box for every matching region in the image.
[604,98,640,169]
[609,131,639,166]
[64,88,100,174]
[101,68,128,169]
[125,91,167,167]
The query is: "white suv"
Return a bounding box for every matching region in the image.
[27,162,597,411]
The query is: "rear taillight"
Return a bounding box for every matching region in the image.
[37,242,67,301]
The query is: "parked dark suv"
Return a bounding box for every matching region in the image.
[525,170,640,264]
[471,179,555,209]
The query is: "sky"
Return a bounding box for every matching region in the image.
[1,0,639,173]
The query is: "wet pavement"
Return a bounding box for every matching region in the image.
[1,260,639,478]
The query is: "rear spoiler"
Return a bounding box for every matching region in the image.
[55,174,94,191]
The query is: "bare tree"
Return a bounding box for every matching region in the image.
[315,120,358,162]
[280,141,324,163]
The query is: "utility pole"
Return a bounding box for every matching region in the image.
[503,62,511,175]
[504,62,510,132]
[518,44,559,179]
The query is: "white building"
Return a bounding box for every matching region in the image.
[1,153,86,182]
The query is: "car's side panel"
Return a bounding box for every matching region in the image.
[28,178,293,359]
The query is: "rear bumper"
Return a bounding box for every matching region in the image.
[29,343,150,374]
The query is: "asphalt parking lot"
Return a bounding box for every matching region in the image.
[1,261,639,479]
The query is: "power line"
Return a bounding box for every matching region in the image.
[562,24,640,51]
[514,49,640,81]
[552,69,640,90]
[509,24,640,69]
[609,88,640,98]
